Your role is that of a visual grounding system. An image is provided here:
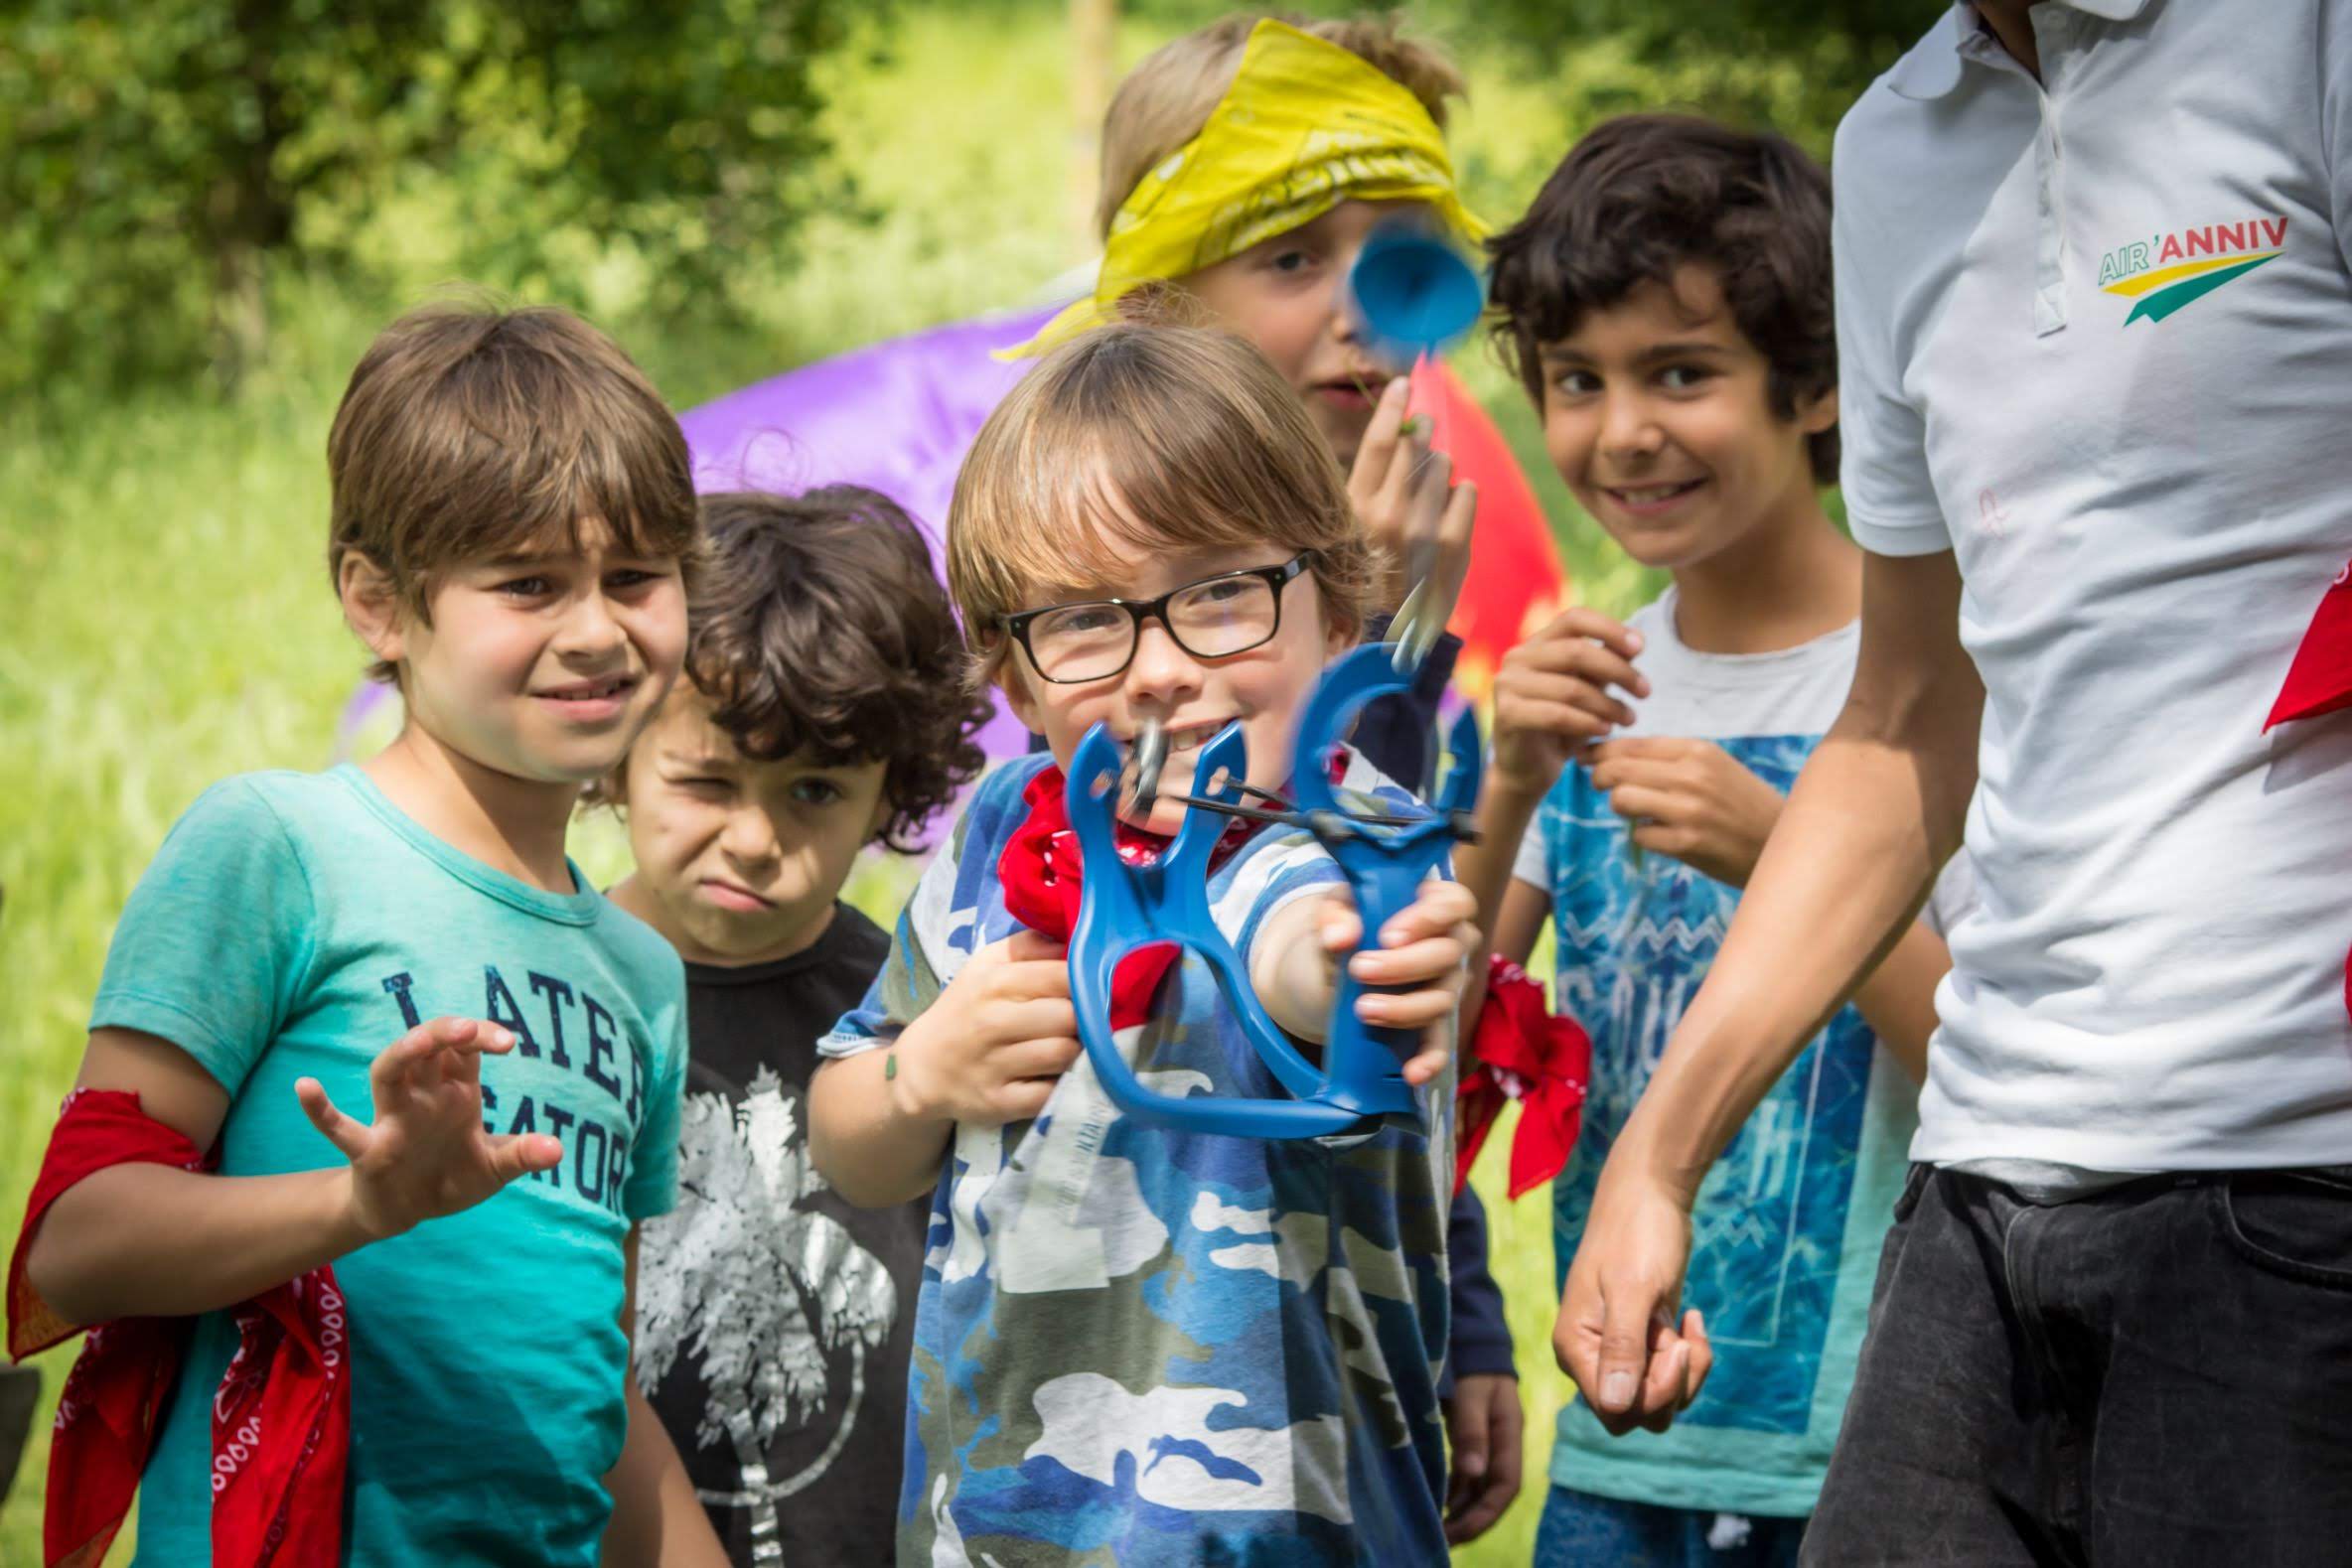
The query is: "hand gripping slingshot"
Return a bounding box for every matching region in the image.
[1063,642,1483,1140]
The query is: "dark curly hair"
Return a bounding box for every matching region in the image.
[662,487,988,852]
[1486,113,1838,486]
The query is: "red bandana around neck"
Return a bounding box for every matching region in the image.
[1455,955,1591,1198]
[7,1088,350,1568]
[997,764,1267,1027]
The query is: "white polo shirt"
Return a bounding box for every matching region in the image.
[1836,0,2352,1171]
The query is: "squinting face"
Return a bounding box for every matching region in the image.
[1181,198,1435,468]
[619,689,889,965]
[1537,263,1834,573]
[996,539,1350,837]
[391,516,686,785]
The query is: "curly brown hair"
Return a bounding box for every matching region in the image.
[662,487,987,852]
[1486,113,1839,486]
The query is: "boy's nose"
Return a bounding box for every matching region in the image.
[719,807,782,868]
[1598,391,1667,458]
[1326,271,1361,345]
[1124,621,1202,704]
[553,589,628,657]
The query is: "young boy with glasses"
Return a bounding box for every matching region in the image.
[1028,20,1524,1529]
[808,324,1477,1563]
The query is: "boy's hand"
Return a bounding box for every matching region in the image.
[893,929,1080,1127]
[297,1016,562,1243]
[1442,1371,1524,1543]
[1590,738,1784,887]
[1350,376,1477,617]
[1556,1165,1714,1435]
[1312,878,1479,1084]
[1490,609,1650,794]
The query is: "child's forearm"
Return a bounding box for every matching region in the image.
[26,1161,374,1326]
[604,1379,728,1566]
[808,1046,952,1208]
[1850,919,1952,1084]
[1456,776,1545,941]
[1452,779,1548,1036]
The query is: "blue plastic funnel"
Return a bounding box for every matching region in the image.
[1348,224,1485,367]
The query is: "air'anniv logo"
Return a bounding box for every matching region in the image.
[2099,215,2287,326]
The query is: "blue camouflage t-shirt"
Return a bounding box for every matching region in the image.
[1512,592,1969,1518]
[820,749,1455,1566]
[92,767,687,1566]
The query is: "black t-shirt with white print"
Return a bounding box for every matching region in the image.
[632,903,927,1565]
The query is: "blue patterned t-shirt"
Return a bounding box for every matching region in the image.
[1512,591,1968,1518]
[820,748,1455,1565]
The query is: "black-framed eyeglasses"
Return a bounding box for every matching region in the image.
[1000,552,1314,684]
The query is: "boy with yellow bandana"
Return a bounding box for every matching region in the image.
[1013,14,1483,628]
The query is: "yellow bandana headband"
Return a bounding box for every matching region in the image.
[1003,18,1485,360]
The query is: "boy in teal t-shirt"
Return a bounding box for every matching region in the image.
[1457,118,1965,1563]
[17,304,727,1564]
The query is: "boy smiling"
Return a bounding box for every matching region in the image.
[14,303,722,1564]
[1455,116,1967,1565]
[809,325,1477,1564]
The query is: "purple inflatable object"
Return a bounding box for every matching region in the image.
[679,307,1056,760]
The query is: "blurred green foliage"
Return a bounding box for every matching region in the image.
[1438,0,1936,160]
[0,0,1921,402]
[0,0,872,395]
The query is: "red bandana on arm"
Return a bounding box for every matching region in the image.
[1454,955,1591,1198]
[2267,558,2352,730]
[6,1087,350,1568]
[2265,559,2352,1024]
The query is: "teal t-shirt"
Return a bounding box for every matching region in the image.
[91,767,688,1566]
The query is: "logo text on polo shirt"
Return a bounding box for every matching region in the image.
[2098,215,2287,326]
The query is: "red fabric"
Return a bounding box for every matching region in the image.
[1455,956,1591,1199]
[6,1088,349,1568]
[2267,558,2352,729]
[2267,561,2352,1027]
[998,766,1257,1028]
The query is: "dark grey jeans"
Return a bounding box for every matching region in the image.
[1804,1163,2352,1566]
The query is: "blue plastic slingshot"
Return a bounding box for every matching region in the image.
[1347,222,1486,368]
[1063,641,1483,1140]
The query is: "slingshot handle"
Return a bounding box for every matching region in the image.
[1063,722,1372,1140]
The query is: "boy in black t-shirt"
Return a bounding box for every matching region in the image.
[602,488,987,1564]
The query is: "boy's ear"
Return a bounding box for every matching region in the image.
[338,552,406,665]
[1318,585,1359,659]
[1798,383,1839,437]
[994,657,1043,736]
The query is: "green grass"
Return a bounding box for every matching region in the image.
[0,4,1661,1559]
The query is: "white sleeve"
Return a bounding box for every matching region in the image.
[1832,109,1951,558]
[1922,847,1977,940]
[1508,803,1549,892]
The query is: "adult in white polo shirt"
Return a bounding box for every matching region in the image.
[1553,2,2352,1561]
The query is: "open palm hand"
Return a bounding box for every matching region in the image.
[296,1015,563,1241]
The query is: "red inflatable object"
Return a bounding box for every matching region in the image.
[1409,357,1567,705]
